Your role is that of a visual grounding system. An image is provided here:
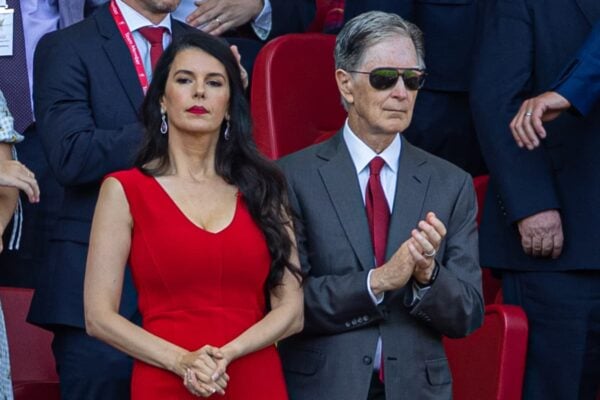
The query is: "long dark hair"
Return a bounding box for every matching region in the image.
[136,32,301,293]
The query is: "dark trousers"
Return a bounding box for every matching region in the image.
[502,270,600,400]
[51,326,133,400]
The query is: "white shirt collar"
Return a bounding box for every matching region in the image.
[115,0,172,33]
[342,119,401,175]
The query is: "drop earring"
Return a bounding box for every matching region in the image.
[160,109,168,135]
[223,119,230,141]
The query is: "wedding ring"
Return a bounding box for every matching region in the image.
[423,248,437,258]
[525,110,533,117]
[214,16,222,25]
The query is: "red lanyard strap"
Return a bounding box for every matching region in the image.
[109,0,150,93]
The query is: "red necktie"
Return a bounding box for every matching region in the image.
[138,26,166,71]
[365,156,390,383]
[366,157,390,267]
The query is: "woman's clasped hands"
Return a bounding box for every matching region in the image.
[180,345,230,397]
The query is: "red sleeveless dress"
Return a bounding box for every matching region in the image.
[108,168,288,400]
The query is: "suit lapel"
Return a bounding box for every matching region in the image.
[318,134,374,271]
[96,5,144,111]
[386,138,430,260]
[575,0,600,26]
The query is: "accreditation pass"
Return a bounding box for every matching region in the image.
[0,1,14,57]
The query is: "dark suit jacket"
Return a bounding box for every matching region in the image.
[278,133,483,400]
[471,0,600,270]
[554,21,600,116]
[28,4,195,328]
[266,0,316,40]
[343,0,478,92]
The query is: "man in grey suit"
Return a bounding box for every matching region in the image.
[278,11,484,400]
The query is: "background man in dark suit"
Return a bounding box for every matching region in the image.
[279,11,483,400]
[471,1,600,398]
[341,0,486,176]
[0,0,103,288]
[27,0,197,397]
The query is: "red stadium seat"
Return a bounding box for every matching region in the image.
[251,33,346,160]
[0,287,59,400]
[444,304,528,400]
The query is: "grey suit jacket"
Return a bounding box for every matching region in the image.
[278,133,483,400]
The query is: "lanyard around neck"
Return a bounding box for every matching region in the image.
[109,0,153,93]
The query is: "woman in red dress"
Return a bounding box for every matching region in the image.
[83,33,303,399]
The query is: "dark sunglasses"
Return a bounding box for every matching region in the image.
[347,67,427,91]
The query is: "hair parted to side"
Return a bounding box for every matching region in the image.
[335,11,425,72]
[135,32,301,293]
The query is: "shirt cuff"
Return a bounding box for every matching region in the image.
[410,283,431,306]
[251,0,272,40]
[367,269,385,305]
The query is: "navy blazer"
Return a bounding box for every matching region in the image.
[343,0,478,92]
[471,0,600,270]
[267,0,316,40]
[28,4,196,328]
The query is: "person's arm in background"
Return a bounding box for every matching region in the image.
[511,21,600,149]
[0,92,39,253]
[471,0,563,259]
[33,31,144,188]
[182,0,315,40]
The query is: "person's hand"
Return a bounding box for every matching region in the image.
[0,160,40,203]
[517,210,563,259]
[510,91,571,150]
[407,212,446,285]
[179,345,229,396]
[185,0,264,36]
[370,239,415,296]
[229,45,249,89]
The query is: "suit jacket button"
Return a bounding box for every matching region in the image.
[351,318,357,325]
[345,322,351,328]
[363,315,370,321]
[363,356,372,365]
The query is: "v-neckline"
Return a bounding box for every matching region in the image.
[149,175,240,235]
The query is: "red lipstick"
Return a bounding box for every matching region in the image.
[187,106,208,115]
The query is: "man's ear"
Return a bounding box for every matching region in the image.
[335,69,354,105]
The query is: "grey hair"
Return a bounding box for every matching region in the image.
[334,11,426,72]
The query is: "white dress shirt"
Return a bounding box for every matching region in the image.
[21,0,60,110]
[342,120,431,372]
[343,120,400,372]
